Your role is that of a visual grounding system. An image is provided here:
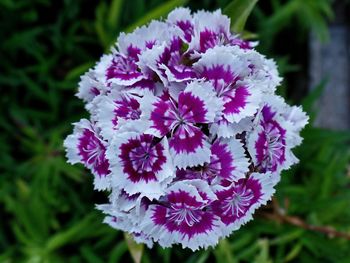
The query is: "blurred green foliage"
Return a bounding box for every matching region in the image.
[1,0,350,262]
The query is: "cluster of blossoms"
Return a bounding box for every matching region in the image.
[64,8,308,250]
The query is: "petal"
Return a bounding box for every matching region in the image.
[98,204,141,233]
[102,215,133,232]
[189,10,231,53]
[265,95,309,147]
[209,138,249,182]
[129,79,159,93]
[209,116,254,138]
[117,21,182,56]
[132,232,154,248]
[193,46,249,80]
[95,53,145,86]
[181,81,223,123]
[169,126,211,169]
[229,35,257,50]
[222,84,261,123]
[240,52,282,93]
[167,7,194,42]
[147,96,178,138]
[137,43,168,83]
[98,191,150,234]
[189,180,218,202]
[96,91,143,141]
[76,70,107,104]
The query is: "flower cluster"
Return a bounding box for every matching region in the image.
[64,8,308,250]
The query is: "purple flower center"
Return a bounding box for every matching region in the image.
[112,97,141,126]
[157,38,195,81]
[212,177,262,225]
[200,161,221,182]
[119,134,166,182]
[167,204,202,226]
[221,188,254,218]
[106,54,142,83]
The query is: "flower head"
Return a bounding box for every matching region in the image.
[64,7,308,250]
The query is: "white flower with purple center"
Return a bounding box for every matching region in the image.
[107,128,174,199]
[147,81,223,168]
[64,119,110,190]
[64,8,308,251]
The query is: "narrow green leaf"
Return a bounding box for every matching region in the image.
[80,246,105,263]
[254,239,272,263]
[124,233,144,263]
[108,0,124,29]
[108,242,128,263]
[270,229,304,246]
[95,1,110,47]
[125,0,188,33]
[284,242,303,262]
[223,0,259,33]
[213,239,237,263]
[46,213,100,252]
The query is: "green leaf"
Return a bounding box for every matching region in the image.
[46,213,102,252]
[124,233,144,263]
[95,1,110,48]
[270,229,304,246]
[213,239,237,263]
[223,0,259,33]
[108,242,128,263]
[254,239,272,263]
[124,0,188,33]
[108,0,124,29]
[284,242,303,262]
[80,246,105,263]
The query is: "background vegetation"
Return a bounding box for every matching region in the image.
[1,0,350,262]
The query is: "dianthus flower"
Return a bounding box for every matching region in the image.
[64,8,308,250]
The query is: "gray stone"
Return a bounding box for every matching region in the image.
[309,25,350,130]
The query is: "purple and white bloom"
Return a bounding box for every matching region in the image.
[95,89,153,141]
[64,119,110,190]
[147,81,223,168]
[106,128,175,199]
[76,70,108,104]
[95,52,146,87]
[176,138,249,184]
[247,96,302,173]
[64,7,308,251]
[141,180,223,250]
[138,39,196,85]
[211,172,277,235]
[194,46,261,124]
